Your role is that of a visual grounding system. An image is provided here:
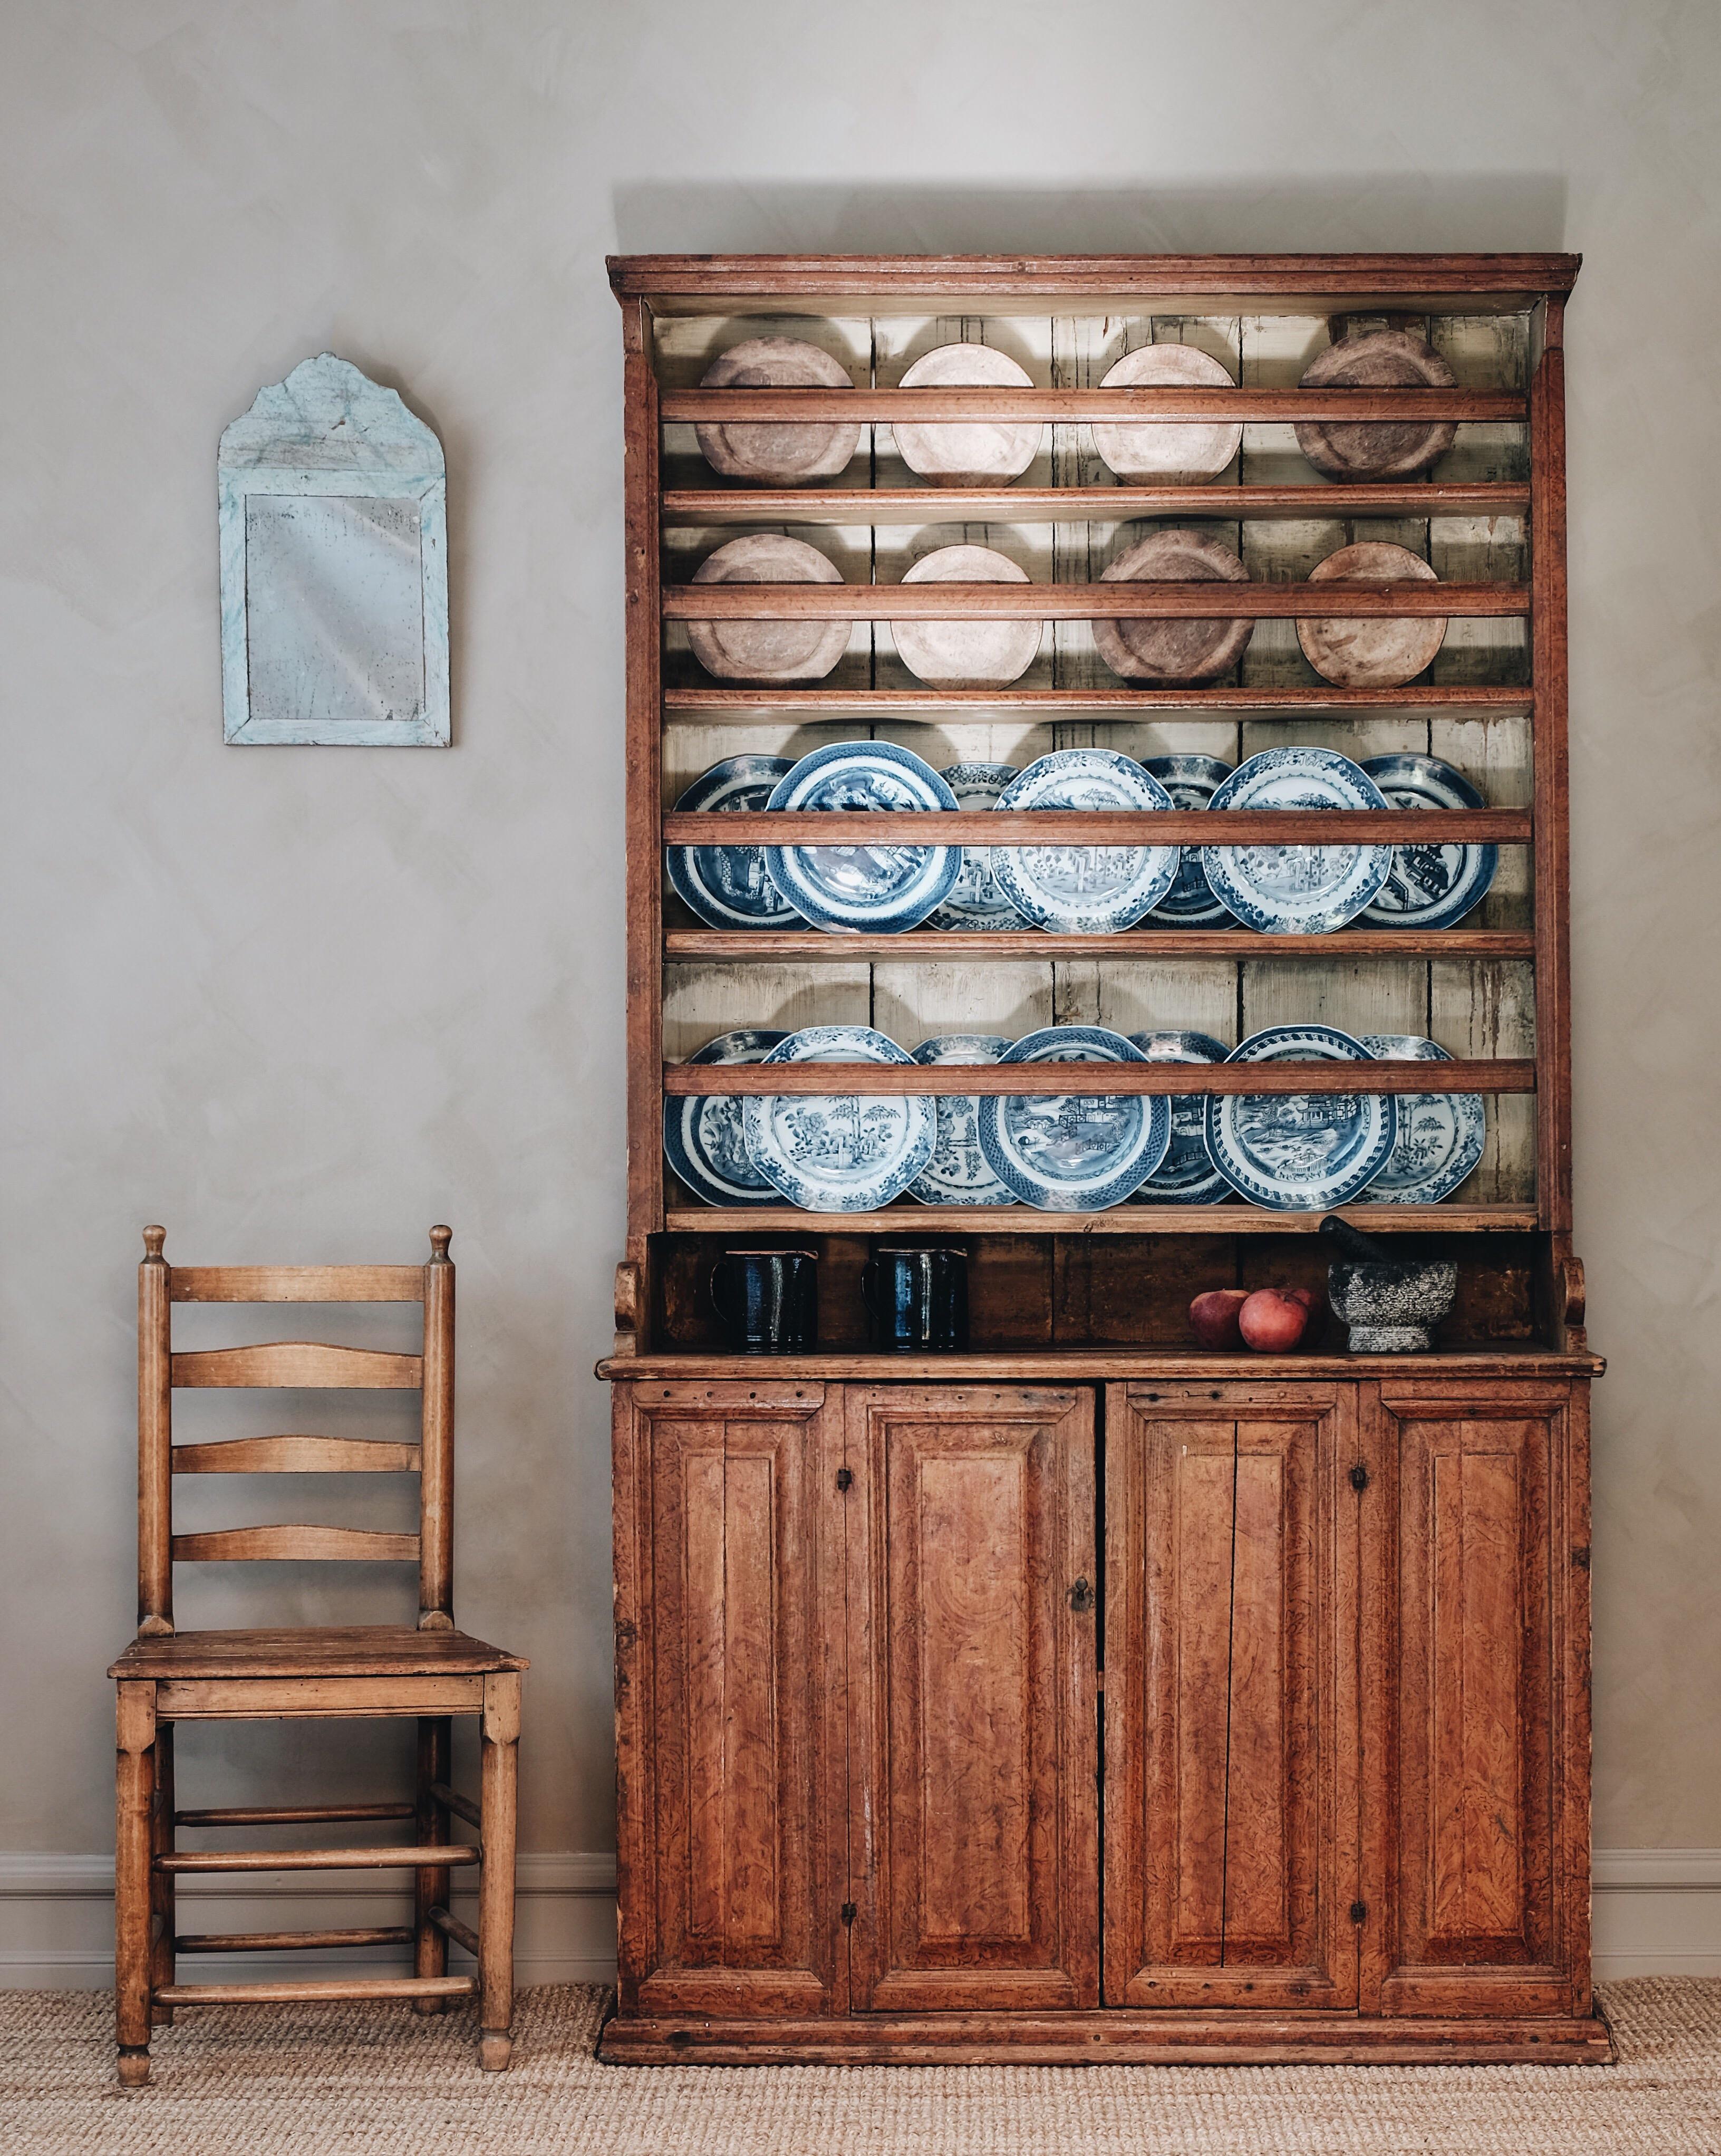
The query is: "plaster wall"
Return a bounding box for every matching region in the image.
[2,0,1717,1860]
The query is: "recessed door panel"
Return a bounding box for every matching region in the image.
[614,1383,846,2018]
[846,1387,1098,2013]
[1104,1384,1357,2011]
[1367,1382,1582,2019]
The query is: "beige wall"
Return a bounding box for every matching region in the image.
[2,0,1717,1857]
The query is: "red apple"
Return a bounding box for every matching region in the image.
[1189,1288,1249,1349]
[1239,1288,1311,1353]
[1286,1284,1327,1344]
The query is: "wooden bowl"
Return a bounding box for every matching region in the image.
[686,535,850,684]
[1092,343,1242,483]
[891,544,1042,687]
[1297,542,1446,688]
[696,338,860,485]
[893,344,1041,485]
[1294,329,1457,481]
[1093,529,1253,685]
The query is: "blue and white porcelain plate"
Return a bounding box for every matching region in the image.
[1360,754,1498,930]
[927,764,1023,930]
[665,756,799,930]
[991,750,1179,934]
[1125,1031,1232,1202]
[908,1035,1016,1205]
[765,742,960,934]
[741,1025,937,1211]
[979,1026,1170,1210]
[1142,755,1235,926]
[662,1029,788,1206]
[1360,1035,1486,1204]
[1206,1024,1398,1210]
[1201,748,1393,935]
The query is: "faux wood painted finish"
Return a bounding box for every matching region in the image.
[1104,1384,1357,2011]
[613,1383,848,2018]
[1361,1381,1588,2020]
[844,1387,1097,2012]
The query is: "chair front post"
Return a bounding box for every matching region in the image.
[138,1228,172,1636]
[478,1670,520,2071]
[419,1226,455,1630]
[115,1681,157,2085]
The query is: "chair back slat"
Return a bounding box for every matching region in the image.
[170,1343,423,1391]
[170,1437,422,1475]
[137,1227,457,1635]
[171,1527,421,1564]
[170,1266,427,1304]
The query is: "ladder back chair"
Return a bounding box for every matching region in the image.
[108,1226,526,2086]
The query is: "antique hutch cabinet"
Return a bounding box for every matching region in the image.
[597,253,1604,2064]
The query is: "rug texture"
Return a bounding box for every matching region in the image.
[2,1981,1718,2155]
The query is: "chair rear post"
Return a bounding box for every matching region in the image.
[138,1227,173,1635]
[419,1226,455,1629]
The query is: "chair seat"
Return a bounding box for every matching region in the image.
[109,1625,527,1682]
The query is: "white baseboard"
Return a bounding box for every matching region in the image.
[4,1848,1717,1988]
[0,1852,617,1989]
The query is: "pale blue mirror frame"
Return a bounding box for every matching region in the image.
[219,353,449,746]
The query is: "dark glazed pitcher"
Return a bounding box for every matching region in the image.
[862,1246,968,1351]
[710,1248,818,1354]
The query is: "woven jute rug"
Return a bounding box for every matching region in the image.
[2,1982,1717,2155]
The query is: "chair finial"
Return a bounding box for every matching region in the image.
[142,1226,167,1260]
[429,1225,452,1261]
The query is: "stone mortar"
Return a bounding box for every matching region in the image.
[1327,1257,1457,1353]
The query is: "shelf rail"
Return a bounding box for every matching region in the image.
[663,1060,1534,1098]
[661,581,1525,622]
[660,387,1525,423]
[661,809,1530,845]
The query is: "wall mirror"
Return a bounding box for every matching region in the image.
[218,353,449,745]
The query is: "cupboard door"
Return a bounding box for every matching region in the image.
[612,1382,847,2018]
[846,1387,1098,2012]
[1365,1381,1589,2018]
[1104,1384,1359,2011]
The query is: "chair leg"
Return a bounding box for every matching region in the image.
[115,1683,157,2087]
[477,1673,520,2071]
[414,1715,452,2011]
[150,1723,176,2024]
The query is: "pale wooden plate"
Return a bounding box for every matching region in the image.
[1297,541,1447,688]
[697,337,860,484]
[1093,529,1254,684]
[686,534,850,683]
[891,544,1043,687]
[1295,329,1458,480]
[1092,343,1242,483]
[893,343,1042,485]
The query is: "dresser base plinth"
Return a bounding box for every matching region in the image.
[598,2007,1614,2067]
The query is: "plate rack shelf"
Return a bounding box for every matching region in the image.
[607,250,1583,1351]
[598,255,1601,2068]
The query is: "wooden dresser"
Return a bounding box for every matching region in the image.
[598,252,1604,2064]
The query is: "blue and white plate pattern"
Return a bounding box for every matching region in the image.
[741,1025,937,1211]
[1142,755,1235,926]
[1360,754,1498,930]
[662,1029,789,1206]
[1206,1024,1397,1210]
[1361,1035,1486,1204]
[991,751,1179,934]
[927,764,1023,930]
[908,1035,1016,1205]
[665,757,798,930]
[1201,748,1394,935]
[979,1026,1171,1211]
[1125,1031,1232,1203]
[765,742,961,935]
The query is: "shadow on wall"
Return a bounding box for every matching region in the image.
[611,177,1569,258]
